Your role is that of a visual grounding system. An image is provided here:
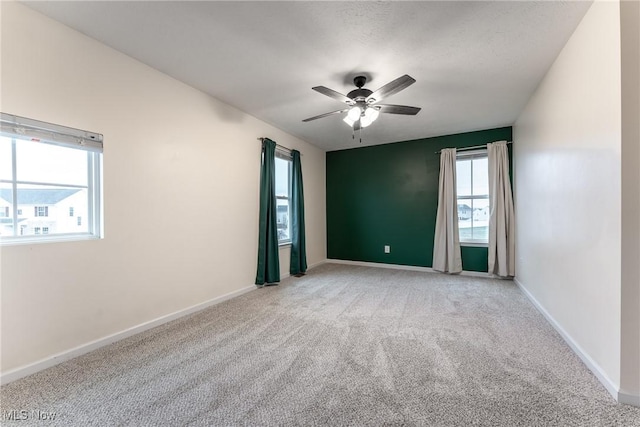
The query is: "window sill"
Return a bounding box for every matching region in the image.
[0,234,101,246]
[278,242,291,248]
[460,241,488,248]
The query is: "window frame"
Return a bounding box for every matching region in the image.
[275,149,293,246]
[456,149,489,247]
[0,113,103,245]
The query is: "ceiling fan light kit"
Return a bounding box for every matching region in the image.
[343,115,356,127]
[364,107,380,122]
[303,74,421,140]
[347,106,362,121]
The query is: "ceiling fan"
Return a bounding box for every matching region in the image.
[302,74,421,131]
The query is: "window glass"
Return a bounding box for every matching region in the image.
[472,157,489,195]
[456,159,471,197]
[275,155,292,244]
[13,185,89,236]
[470,198,489,241]
[0,182,13,236]
[16,139,87,185]
[456,152,489,245]
[0,138,12,180]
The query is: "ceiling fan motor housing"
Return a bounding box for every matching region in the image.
[347,76,373,102]
[346,88,373,102]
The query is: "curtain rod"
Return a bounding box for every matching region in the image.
[257,137,302,155]
[434,141,512,154]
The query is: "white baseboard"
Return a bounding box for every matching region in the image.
[307,259,327,270]
[0,284,255,386]
[1,259,329,386]
[513,277,626,403]
[327,261,637,405]
[619,391,640,407]
[9,261,634,406]
[326,258,491,278]
[264,259,327,283]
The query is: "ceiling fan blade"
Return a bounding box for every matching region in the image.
[376,104,421,115]
[302,108,349,122]
[312,86,353,104]
[366,75,416,104]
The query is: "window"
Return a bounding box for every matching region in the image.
[35,206,49,217]
[0,113,103,243]
[275,150,292,244]
[456,151,489,245]
[0,207,8,217]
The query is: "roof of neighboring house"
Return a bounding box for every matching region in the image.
[0,189,81,205]
[458,204,472,210]
[277,205,288,213]
[0,217,27,224]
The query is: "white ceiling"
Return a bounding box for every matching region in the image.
[23,1,591,151]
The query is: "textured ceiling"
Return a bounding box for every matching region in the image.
[23,1,592,151]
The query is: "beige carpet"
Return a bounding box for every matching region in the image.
[2,263,639,426]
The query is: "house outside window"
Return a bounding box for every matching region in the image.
[275,151,292,244]
[456,150,489,245]
[0,113,103,244]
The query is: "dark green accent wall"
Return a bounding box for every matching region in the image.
[326,127,512,272]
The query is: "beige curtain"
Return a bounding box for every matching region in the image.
[433,148,462,274]
[487,141,515,277]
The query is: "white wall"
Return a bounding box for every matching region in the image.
[513,0,623,392]
[0,2,326,374]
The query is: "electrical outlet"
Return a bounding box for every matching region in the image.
[384,245,390,253]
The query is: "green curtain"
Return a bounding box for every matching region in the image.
[255,138,280,285]
[290,150,307,275]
